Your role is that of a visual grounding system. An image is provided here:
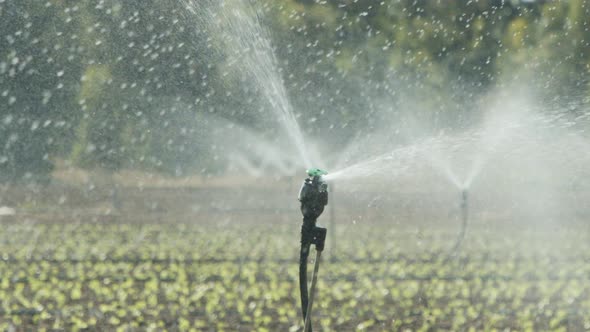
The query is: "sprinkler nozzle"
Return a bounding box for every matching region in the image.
[306,168,328,178]
[299,169,329,220]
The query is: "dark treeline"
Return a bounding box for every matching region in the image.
[0,0,588,182]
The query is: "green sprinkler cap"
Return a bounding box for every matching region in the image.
[306,168,328,177]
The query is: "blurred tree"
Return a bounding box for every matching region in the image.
[0,1,81,183]
[69,1,220,174]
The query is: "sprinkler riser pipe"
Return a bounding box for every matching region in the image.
[461,189,468,209]
[446,188,470,260]
[461,189,469,225]
[298,170,329,332]
[304,250,323,332]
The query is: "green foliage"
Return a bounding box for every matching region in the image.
[0,222,589,330]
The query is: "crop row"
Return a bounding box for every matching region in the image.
[0,221,588,331]
[0,261,589,331]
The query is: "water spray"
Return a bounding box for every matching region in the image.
[449,188,469,258]
[298,168,328,332]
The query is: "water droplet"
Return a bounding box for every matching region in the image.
[3,115,13,125]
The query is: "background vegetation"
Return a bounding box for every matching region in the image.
[1,0,589,180]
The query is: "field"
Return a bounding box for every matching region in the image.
[1,172,590,331]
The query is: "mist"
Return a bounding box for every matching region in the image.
[1,0,590,330]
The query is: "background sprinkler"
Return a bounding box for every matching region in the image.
[298,168,328,332]
[449,188,469,258]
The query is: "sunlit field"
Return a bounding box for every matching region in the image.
[1,173,590,331]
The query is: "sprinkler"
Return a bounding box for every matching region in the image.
[298,168,328,332]
[449,188,469,258]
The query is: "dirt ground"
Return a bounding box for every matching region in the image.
[1,165,589,230]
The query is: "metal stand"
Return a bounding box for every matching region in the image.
[298,170,328,332]
[304,249,322,332]
[448,189,468,258]
[300,222,326,332]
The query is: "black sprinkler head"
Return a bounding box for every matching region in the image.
[298,170,328,220]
